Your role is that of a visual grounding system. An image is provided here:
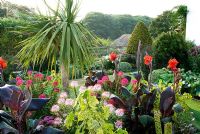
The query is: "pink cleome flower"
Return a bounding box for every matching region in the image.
[102,76,109,82]
[46,76,52,81]
[131,79,138,84]
[121,78,129,86]
[39,93,46,99]
[52,81,59,87]
[59,92,68,98]
[16,80,23,86]
[65,99,74,106]
[117,71,124,77]
[27,70,32,76]
[57,98,65,104]
[26,80,33,88]
[53,117,62,126]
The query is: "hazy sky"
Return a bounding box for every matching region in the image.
[5,0,200,44]
[7,0,187,19]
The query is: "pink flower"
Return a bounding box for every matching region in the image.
[16,80,23,86]
[70,81,79,88]
[52,81,59,87]
[27,70,32,76]
[117,71,124,77]
[53,117,62,126]
[46,76,52,81]
[97,80,103,84]
[115,108,125,117]
[57,98,65,104]
[53,88,60,93]
[115,120,123,128]
[59,92,68,98]
[92,84,102,91]
[102,76,109,82]
[121,78,129,86]
[131,79,138,84]
[39,93,46,98]
[79,86,86,93]
[65,99,74,106]
[102,91,111,98]
[105,104,116,113]
[34,73,43,80]
[51,105,60,112]
[16,76,22,81]
[26,80,32,88]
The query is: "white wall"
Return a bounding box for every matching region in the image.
[186,1,200,45]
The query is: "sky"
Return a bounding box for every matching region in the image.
[5,0,200,44]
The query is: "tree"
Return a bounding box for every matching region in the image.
[16,0,97,89]
[153,32,190,70]
[149,5,188,38]
[126,22,152,54]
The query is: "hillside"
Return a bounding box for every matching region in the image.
[82,12,153,39]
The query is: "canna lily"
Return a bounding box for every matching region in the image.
[0,57,7,69]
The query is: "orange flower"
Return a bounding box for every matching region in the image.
[167,58,179,71]
[109,52,117,61]
[144,54,153,65]
[0,57,7,69]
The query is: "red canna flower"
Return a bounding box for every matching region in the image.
[109,52,117,61]
[144,54,153,65]
[167,58,179,71]
[0,57,7,69]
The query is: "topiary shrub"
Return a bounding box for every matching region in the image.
[119,62,133,72]
[121,54,136,65]
[153,32,190,70]
[126,22,152,55]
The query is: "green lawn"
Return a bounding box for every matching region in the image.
[185,99,200,130]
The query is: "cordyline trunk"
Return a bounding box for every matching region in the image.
[60,63,69,90]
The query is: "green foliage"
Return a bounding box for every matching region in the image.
[154,110,162,134]
[65,90,127,133]
[164,122,172,134]
[103,59,115,70]
[153,32,190,70]
[149,5,188,38]
[120,54,136,65]
[119,62,133,73]
[151,68,173,84]
[83,12,152,39]
[126,22,152,55]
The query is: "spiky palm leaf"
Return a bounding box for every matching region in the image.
[16,0,97,88]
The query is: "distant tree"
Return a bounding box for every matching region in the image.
[82,12,152,39]
[126,22,152,54]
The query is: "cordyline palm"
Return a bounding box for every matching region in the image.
[16,0,97,89]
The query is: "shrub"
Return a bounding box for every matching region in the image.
[119,62,133,72]
[103,59,115,70]
[121,54,136,65]
[126,22,152,55]
[153,32,190,70]
[151,68,173,84]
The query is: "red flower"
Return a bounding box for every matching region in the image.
[53,88,60,93]
[53,81,59,87]
[109,52,117,61]
[167,58,179,71]
[46,76,52,81]
[39,93,46,98]
[0,57,7,69]
[144,54,153,65]
[26,80,32,88]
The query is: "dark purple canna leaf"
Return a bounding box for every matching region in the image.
[27,98,50,111]
[108,97,126,109]
[160,87,175,117]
